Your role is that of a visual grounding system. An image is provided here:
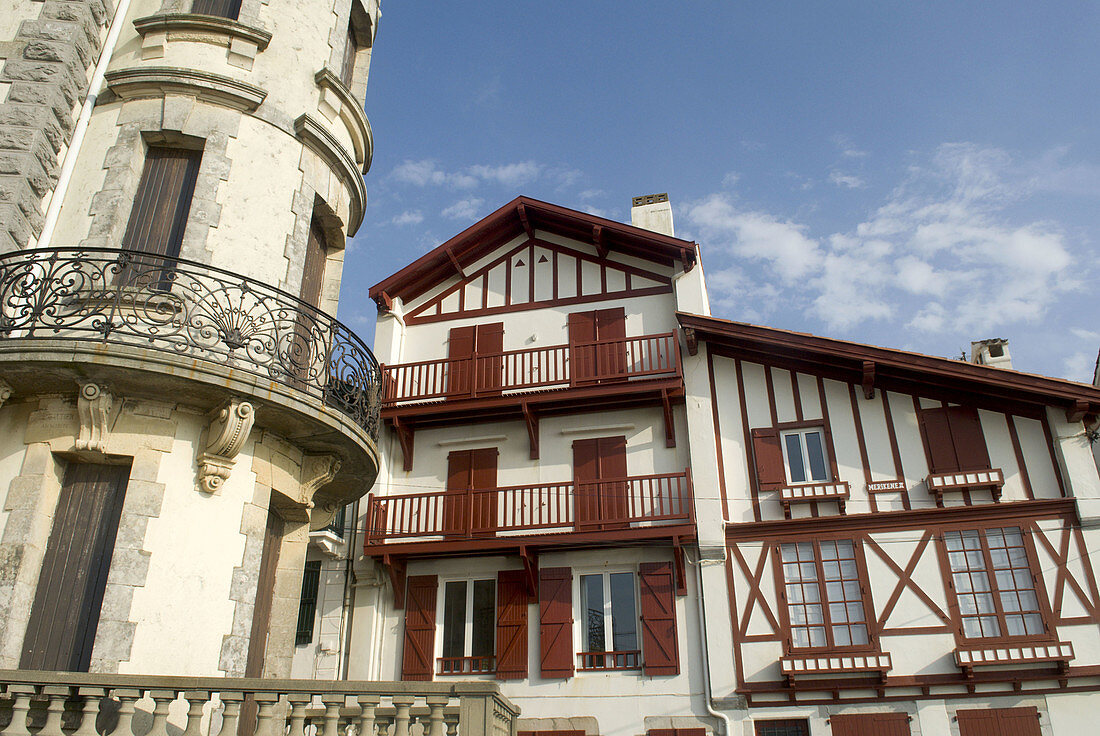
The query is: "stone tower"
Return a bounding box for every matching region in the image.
[0,0,382,679]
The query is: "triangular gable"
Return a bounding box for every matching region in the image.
[405,237,672,324]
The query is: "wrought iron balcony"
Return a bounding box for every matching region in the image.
[363,469,694,549]
[381,332,681,404]
[0,248,381,439]
[0,669,519,736]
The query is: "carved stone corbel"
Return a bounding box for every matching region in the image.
[0,378,12,409]
[302,454,342,529]
[198,398,256,493]
[76,383,113,452]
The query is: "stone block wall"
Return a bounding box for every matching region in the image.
[0,0,115,252]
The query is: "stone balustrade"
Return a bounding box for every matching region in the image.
[0,670,519,736]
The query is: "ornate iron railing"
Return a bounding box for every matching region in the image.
[0,248,381,439]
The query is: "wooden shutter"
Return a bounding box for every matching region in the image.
[751,427,786,491]
[638,561,679,676]
[495,569,528,680]
[572,438,600,526]
[401,575,438,681]
[598,435,628,526]
[919,407,959,473]
[191,0,242,19]
[20,463,130,672]
[538,567,573,678]
[245,509,284,678]
[470,447,499,534]
[830,713,912,736]
[444,451,472,537]
[474,322,505,394]
[447,326,476,396]
[595,307,627,379]
[519,732,585,736]
[341,27,358,87]
[957,707,1040,736]
[648,730,707,736]
[121,147,202,263]
[300,217,329,308]
[946,406,991,470]
[568,311,597,383]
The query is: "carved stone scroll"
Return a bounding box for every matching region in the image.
[198,398,256,493]
[76,383,113,452]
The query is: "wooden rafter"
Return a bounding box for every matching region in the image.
[1067,400,1089,423]
[445,248,465,278]
[592,224,608,259]
[862,360,876,399]
[517,202,534,240]
[683,327,698,356]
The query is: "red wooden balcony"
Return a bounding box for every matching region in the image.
[381,332,681,404]
[363,470,694,553]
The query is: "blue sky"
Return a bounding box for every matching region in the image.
[340,2,1099,382]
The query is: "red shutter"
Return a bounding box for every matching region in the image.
[918,407,959,473]
[595,307,627,379]
[475,322,504,394]
[957,707,1040,736]
[447,326,476,396]
[518,732,585,736]
[638,561,679,676]
[401,575,437,681]
[495,569,528,680]
[598,435,629,526]
[946,406,991,470]
[444,451,472,536]
[568,311,597,383]
[538,567,574,678]
[830,713,912,736]
[572,438,600,526]
[470,447,499,534]
[751,427,786,491]
[647,730,706,736]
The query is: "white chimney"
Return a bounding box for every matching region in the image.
[631,193,675,237]
[970,338,1013,369]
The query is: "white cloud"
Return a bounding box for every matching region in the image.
[469,161,541,187]
[579,189,604,200]
[442,197,485,221]
[391,159,477,188]
[391,159,553,190]
[391,210,424,226]
[833,134,869,158]
[828,170,865,189]
[722,171,741,189]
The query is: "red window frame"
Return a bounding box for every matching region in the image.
[936,525,1056,645]
[754,720,810,736]
[774,537,879,655]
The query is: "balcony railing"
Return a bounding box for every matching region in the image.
[381,332,680,404]
[364,470,693,545]
[0,248,382,439]
[0,669,519,736]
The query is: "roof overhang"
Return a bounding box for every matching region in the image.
[678,312,1100,421]
[370,196,698,310]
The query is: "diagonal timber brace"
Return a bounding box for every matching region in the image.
[662,389,676,448]
[520,546,539,602]
[392,417,414,471]
[383,554,407,609]
[522,402,540,459]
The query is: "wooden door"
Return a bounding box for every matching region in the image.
[572,436,628,528]
[444,449,498,536]
[20,463,130,672]
[830,713,912,736]
[568,308,626,384]
[119,147,202,287]
[447,324,503,397]
[239,509,284,735]
[956,707,1041,736]
[300,217,328,309]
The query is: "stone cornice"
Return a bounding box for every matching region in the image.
[104,66,267,112]
[132,13,272,50]
[294,113,367,235]
[314,67,373,172]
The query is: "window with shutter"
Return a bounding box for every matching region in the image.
[638,561,679,676]
[444,448,498,537]
[447,323,504,396]
[577,571,640,671]
[495,569,528,680]
[401,575,437,681]
[919,405,992,473]
[190,0,242,20]
[751,428,786,492]
[568,307,626,383]
[437,577,496,675]
[572,436,628,529]
[295,560,322,646]
[539,567,574,678]
[956,707,1041,736]
[830,713,912,736]
[753,720,809,736]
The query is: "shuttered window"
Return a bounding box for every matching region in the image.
[447,323,504,396]
[754,721,809,736]
[444,448,498,536]
[572,435,628,528]
[190,0,242,20]
[956,707,1041,736]
[401,575,438,681]
[919,405,991,473]
[20,462,130,672]
[295,560,322,646]
[751,427,786,492]
[830,713,912,736]
[578,571,639,671]
[495,569,529,680]
[120,146,202,275]
[568,307,626,383]
[539,567,574,678]
[648,730,707,736]
[439,578,495,675]
[300,216,329,308]
[638,561,679,676]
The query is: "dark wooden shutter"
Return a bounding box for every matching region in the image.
[648,730,707,736]
[957,707,1041,736]
[830,713,912,736]
[191,0,242,19]
[919,407,959,473]
[447,326,476,396]
[20,462,130,672]
[638,561,679,676]
[538,567,574,678]
[475,322,505,394]
[120,147,202,267]
[401,575,438,681]
[245,509,283,677]
[946,406,991,470]
[572,438,600,526]
[751,427,786,491]
[470,447,498,534]
[595,307,627,379]
[598,435,629,527]
[444,450,472,537]
[341,27,358,87]
[300,216,329,308]
[568,311,597,384]
[295,560,322,645]
[519,732,585,736]
[495,569,528,680]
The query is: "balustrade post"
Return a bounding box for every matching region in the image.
[4,685,35,736]
[390,695,415,736]
[40,686,69,736]
[179,691,209,736]
[72,687,105,736]
[217,692,245,736]
[284,693,310,736]
[443,712,459,736]
[465,485,474,538]
[111,689,142,736]
[424,696,448,736]
[354,695,378,736]
[252,693,281,736]
[320,693,344,736]
[145,689,176,736]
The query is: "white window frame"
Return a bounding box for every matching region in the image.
[573,567,641,670]
[434,576,496,672]
[780,427,831,485]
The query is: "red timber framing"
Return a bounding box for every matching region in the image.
[722,499,1100,706]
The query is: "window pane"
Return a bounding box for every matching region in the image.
[442,581,467,659]
[581,574,605,652]
[785,434,806,482]
[805,432,828,481]
[609,572,638,651]
[471,579,495,659]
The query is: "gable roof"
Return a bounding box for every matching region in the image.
[678,312,1100,419]
[369,195,698,310]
